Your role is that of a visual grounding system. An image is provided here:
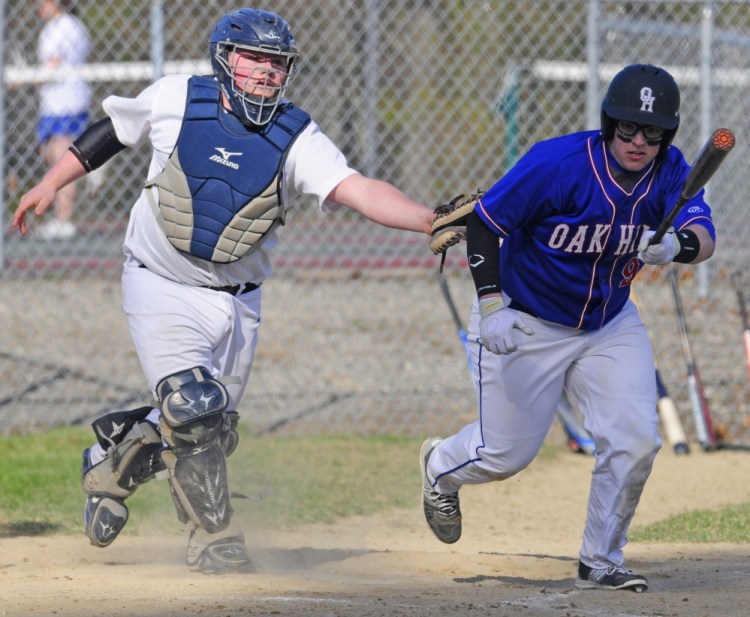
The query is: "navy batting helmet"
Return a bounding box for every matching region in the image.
[601,64,680,154]
[209,9,298,127]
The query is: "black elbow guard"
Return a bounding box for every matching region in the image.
[466,211,502,297]
[70,117,128,172]
[672,229,701,263]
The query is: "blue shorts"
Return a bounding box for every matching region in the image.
[37,112,89,142]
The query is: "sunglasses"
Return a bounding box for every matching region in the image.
[615,120,664,141]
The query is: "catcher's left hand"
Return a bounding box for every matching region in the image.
[429,190,484,255]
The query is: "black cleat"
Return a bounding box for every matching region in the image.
[576,561,648,592]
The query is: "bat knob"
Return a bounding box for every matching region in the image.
[673,442,690,455]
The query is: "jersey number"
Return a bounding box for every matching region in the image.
[620,257,640,287]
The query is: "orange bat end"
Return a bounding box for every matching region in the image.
[712,128,735,151]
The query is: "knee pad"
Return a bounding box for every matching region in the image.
[156,367,230,454]
[90,405,154,449]
[156,367,229,428]
[82,412,165,499]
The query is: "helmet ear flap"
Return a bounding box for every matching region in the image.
[600,110,616,143]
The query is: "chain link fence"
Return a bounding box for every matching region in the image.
[2,1,750,447]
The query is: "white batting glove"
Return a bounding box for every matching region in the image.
[637,229,680,265]
[478,296,535,355]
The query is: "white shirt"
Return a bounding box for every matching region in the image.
[104,74,357,287]
[38,12,91,116]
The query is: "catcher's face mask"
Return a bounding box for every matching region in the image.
[217,47,292,126]
[209,8,298,127]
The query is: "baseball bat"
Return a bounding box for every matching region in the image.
[438,273,475,379]
[668,266,717,451]
[437,274,595,454]
[731,270,750,388]
[650,128,735,244]
[556,393,596,455]
[629,286,690,454]
[655,366,690,454]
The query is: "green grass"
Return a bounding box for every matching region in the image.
[0,427,425,538]
[0,428,92,535]
[630,503,750,543]
[1,426,749,543]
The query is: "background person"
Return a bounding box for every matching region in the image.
[35,0,91,239]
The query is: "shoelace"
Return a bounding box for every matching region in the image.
[433,491,459,516]
[592,565,631,582]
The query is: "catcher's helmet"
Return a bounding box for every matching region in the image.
[209,9,298,127]
[601,64,680,154]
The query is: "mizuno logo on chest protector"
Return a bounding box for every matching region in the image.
[209,147,243,169]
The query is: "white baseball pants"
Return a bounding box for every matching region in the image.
[427,298,661,569]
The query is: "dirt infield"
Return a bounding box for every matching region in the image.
[2,446,750,616]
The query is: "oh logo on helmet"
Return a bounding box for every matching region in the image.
[639,87,655,112]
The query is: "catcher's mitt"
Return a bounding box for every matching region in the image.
[429,190,484,255]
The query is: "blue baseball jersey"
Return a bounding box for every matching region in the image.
[475,130,715,330]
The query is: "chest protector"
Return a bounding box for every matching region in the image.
[145,76,311,263]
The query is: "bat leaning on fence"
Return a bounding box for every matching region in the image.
[655,366,690,454]
[731,270,750,389]
[629,287,690,454]
[555,394,596,455]
[668,266,718,451]
[437,274,595,455]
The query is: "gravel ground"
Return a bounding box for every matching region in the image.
[2,265,749,447]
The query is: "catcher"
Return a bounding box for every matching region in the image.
[14,8,435,574]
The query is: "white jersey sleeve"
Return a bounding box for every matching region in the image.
[103,75,188,153]
[283,121,357,212]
